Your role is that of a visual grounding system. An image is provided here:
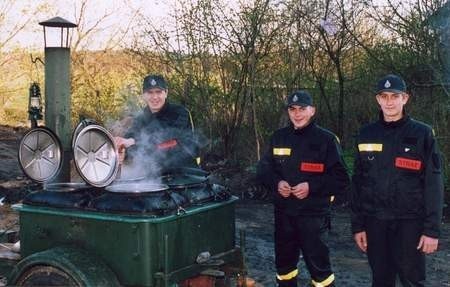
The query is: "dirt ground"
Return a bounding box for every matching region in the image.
[0,125,449,286]
[236,201,450,286]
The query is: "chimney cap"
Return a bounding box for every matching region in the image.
[39,17,77,28]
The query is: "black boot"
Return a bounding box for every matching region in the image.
[277,277,297,287]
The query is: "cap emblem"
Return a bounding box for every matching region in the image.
[384,80,391,88]
[150,79,157,86]
[292,95,298,102]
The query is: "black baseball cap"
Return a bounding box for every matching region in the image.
[376,74,406,94]
[143,74,167,92]
[286,90,313,107]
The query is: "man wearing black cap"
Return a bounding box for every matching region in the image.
[115,74,199,173]
[257,90,350,287]
[351,74,444,286]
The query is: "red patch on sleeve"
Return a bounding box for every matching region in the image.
[395,157,422,171]
[157,139,178,150]
[300,162,324,173]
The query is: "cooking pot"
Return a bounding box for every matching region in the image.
[105,183,170,194]
[43,182,89,192]
[161,167,209,189]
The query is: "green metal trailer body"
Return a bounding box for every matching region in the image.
[13,197,238,286]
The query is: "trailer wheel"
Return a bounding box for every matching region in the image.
[15,265,78,286]
[8,247,120,287]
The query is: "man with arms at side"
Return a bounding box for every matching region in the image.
[351,74,444,286]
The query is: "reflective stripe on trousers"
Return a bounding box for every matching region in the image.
[312,273,335,287]
[276,269,298,281]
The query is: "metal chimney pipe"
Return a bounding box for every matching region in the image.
[39,17,77,182]
[44,47,71,182]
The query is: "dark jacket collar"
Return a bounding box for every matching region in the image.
[289,120,316,135]
[143,102,169,118]
[378,111,410,128]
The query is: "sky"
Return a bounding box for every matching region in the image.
[1,0,398,51]
[1,0,171,50]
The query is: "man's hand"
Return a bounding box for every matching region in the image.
[117,145,126,165]
[417,235,438,254]
[354,231,367,253]
[114,137,135,165]
[291,182,309,199]
[277,180,291,198]
[114,137,135,148]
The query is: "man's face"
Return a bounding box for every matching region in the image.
[376,91,409,122]
[287,105,315,129]
[143,88,167,113]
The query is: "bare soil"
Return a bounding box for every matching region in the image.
[0,125,449,286]
[236,201,450,286]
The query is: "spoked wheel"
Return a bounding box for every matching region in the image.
[15,265,79,286]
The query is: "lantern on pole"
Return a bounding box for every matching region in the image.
[28,82,43,128]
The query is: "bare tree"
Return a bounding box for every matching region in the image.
[0,0,50,123]
[69,0,140,123]
[131,0,283,160]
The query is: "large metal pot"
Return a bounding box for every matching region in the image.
[92,182,188,214]
[105,183,169,194]
[161,167,209,189]
[43,182,89,192]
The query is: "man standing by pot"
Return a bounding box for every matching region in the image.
[115,74,199,173]
[351,74,444,286]
[257,90,350,287]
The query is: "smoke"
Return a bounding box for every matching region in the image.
[107,107,208,182]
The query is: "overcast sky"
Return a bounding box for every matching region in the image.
[2,0,171,50]
[2,0,395,51]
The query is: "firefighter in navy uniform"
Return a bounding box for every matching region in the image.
[115,74,199,172]
[351,74,444,287]
[257,90,350,287]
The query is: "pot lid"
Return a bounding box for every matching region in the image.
[18,127,62,183]
[164,167,209,177]
[161,167,208,188]
[73,124,119,187]
[105,183,169,193]
[72,119,98,151]
[43,182,89,192]
[162,173,207,188]
[113,176,146,184]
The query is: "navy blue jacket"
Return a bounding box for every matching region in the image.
[257,121,350,216]
[351,115,444,238]
[125,102,198,172]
